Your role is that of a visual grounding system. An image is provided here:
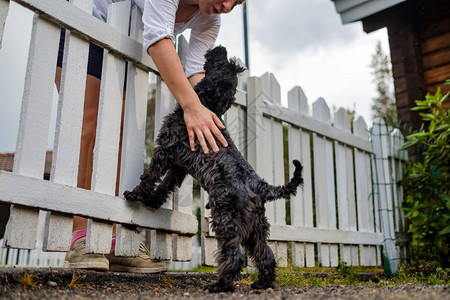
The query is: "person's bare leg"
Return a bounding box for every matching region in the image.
[72,73,101,232]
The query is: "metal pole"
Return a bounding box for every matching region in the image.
[243,2,249,69]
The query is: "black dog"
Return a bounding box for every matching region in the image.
[124,46,303,293]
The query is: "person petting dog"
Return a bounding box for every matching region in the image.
[55,0,245,273]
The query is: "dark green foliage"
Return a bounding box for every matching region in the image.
[400,81,450,267]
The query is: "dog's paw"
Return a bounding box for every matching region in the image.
[123,190,138,202]
[204,282,235,293]
[251,281,275,290]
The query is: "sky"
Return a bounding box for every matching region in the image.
[0,0,389,153]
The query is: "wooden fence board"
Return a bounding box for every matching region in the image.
[4,13,60,250]
[0,171,198,235]
[334,108,358,265]
[87,1,130,254]
[287,86,314,267]
[312,98,338,267]
[42,0,92,253]
[114,5,149,257]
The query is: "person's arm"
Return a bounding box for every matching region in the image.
[148,38,228,154]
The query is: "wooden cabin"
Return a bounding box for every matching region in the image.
[332,0,450,129]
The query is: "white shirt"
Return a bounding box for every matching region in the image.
[93,0,220,77]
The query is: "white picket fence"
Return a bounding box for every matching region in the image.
[0,0,408,273]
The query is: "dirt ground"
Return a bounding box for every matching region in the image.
[0,268,448,300]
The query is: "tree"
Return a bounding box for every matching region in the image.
[370,41,397,129]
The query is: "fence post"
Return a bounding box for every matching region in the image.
[312,97,338,267]
[4,12,60,250]
[42,0,93,253]
[354,116,378,266]
[334,108,358,266]
[287,86,315,267]
[371,118,398,275]
[87,1,131,254]
[115,3,148,257]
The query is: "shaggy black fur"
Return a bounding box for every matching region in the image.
[124,46,304,293]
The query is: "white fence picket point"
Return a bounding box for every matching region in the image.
[287,90,315,267]
[236,58,249,91]
[334,108,357,265]
[88,1,131,252]
[288,86,309,114]
[4,13,60,250]
[312,97,337,267]
[43,0,92,253]
[261,72,281,105]
[371,118,398,275]
[0,0,9,50]
[312,97,331,124]
[247,76,276,225]
[113,3,147,257]
[354,116,377,266]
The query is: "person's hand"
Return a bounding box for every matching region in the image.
[183,102,228,154]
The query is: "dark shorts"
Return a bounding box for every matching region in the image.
[57,28,104,79]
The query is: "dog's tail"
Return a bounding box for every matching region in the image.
[257,160,304,202]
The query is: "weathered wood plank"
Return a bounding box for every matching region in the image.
[4,13,60,250]
[114,5,149,257]
[287,86,314,267]
[0,171,198,235]
[88,1,131,254]
[312,98,338,267]
[43,0,93,253]
[334,108,358,265]
[354,119,377,266]
[270,225,383,245]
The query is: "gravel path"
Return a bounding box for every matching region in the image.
[0,268,448,299]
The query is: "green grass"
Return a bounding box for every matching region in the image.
[169,262,449,287]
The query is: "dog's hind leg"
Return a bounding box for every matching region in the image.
[204,198,245,293]
[123,149,173,207]
[245,214,276,289]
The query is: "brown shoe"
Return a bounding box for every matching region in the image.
[106,243,167,273]
[63,239,109,271]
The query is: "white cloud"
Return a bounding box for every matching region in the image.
[217,0,390,123]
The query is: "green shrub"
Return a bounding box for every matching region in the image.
[400,80,450,268]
